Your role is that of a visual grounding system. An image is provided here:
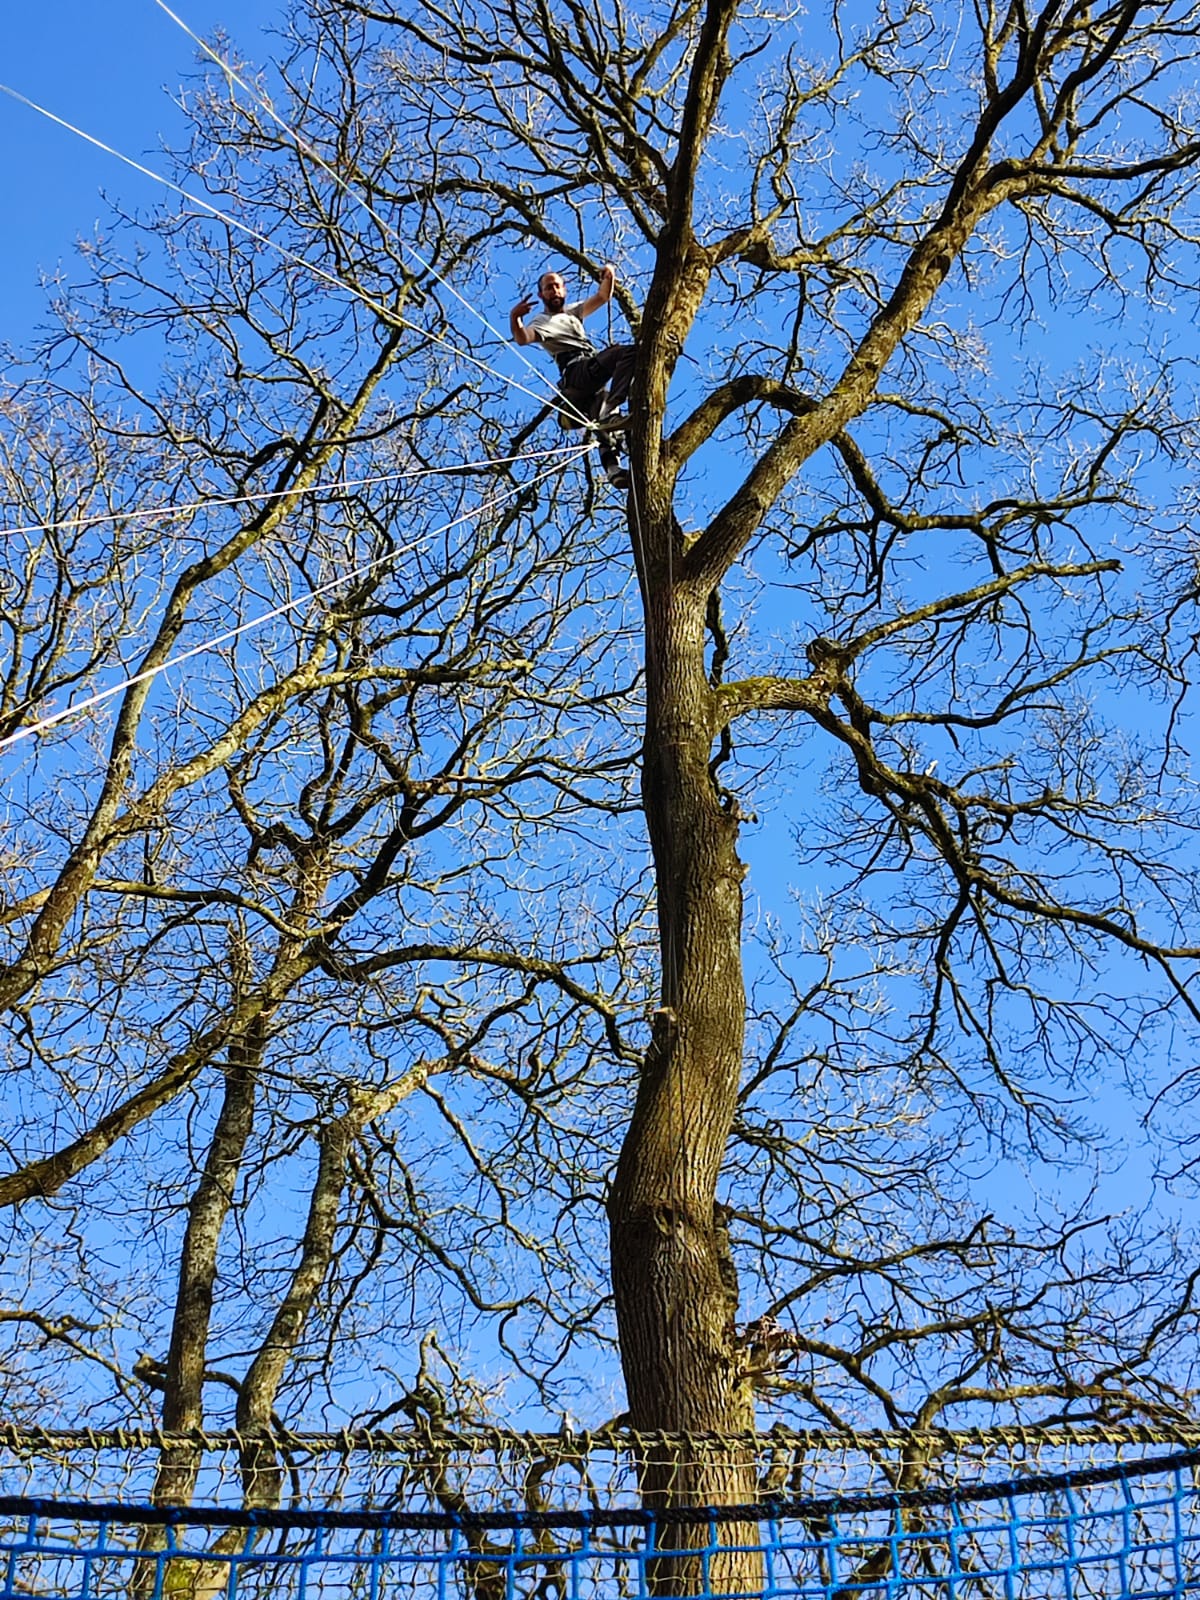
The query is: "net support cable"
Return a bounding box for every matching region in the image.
[0,446,586,545]
[0,85,586,428]
[0,445,589,751]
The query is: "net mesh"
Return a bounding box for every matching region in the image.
[1,1427,1199,1598]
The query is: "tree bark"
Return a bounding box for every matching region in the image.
[234,1064,435,1508]
[151,1019,264,1509]
[609,566,759,1590]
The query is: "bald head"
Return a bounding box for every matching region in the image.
[538,271,567,312]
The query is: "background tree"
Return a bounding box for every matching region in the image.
[0,34,646,1504]
[4,0,1200,1575]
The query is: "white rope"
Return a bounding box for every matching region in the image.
[0,84,574,423]
[0,444,587,543]
[0,445,591,753]
[151,0,583,421]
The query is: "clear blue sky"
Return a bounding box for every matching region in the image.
[1,0,1189,1432]
[1,0,280,344]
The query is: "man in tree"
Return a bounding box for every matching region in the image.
[511,265,634,489]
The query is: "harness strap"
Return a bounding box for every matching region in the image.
[555,349,596,377]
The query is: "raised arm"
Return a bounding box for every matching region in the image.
[575,264,616,320]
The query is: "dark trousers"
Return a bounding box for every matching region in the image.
[562,344,635,410]
[558,345,636,466]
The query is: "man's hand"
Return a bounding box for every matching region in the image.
[511,294,538,345]
[600,264,616,293]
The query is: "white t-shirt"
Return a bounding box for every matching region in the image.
[525,301,596,362]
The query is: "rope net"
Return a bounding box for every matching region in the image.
[1,1426,1199,1598]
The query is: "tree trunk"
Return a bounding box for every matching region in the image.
[609,568,760,1592]
[151,1028,262,1510]
[138,1017,263,1600]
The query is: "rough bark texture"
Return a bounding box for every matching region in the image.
[609,562,760,1588]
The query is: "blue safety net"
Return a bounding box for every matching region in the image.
[2,1444,1200,1600]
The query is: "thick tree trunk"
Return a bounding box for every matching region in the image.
[609,573,760,1591]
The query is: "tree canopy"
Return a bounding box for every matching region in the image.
[4,0,1200,1537]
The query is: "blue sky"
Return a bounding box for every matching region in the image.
[2,0,1195,1433]
[1,0,280,344]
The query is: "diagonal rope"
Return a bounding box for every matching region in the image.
[0,84,586,428]
[150,0,586,422]
[0,444,586,543]
[0,444,590,753]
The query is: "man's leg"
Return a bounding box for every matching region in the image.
[560,356,606,415]
[561,355,630,487]
[596,439,629,488]
[590,345,636,413]
[556,384,593,431]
